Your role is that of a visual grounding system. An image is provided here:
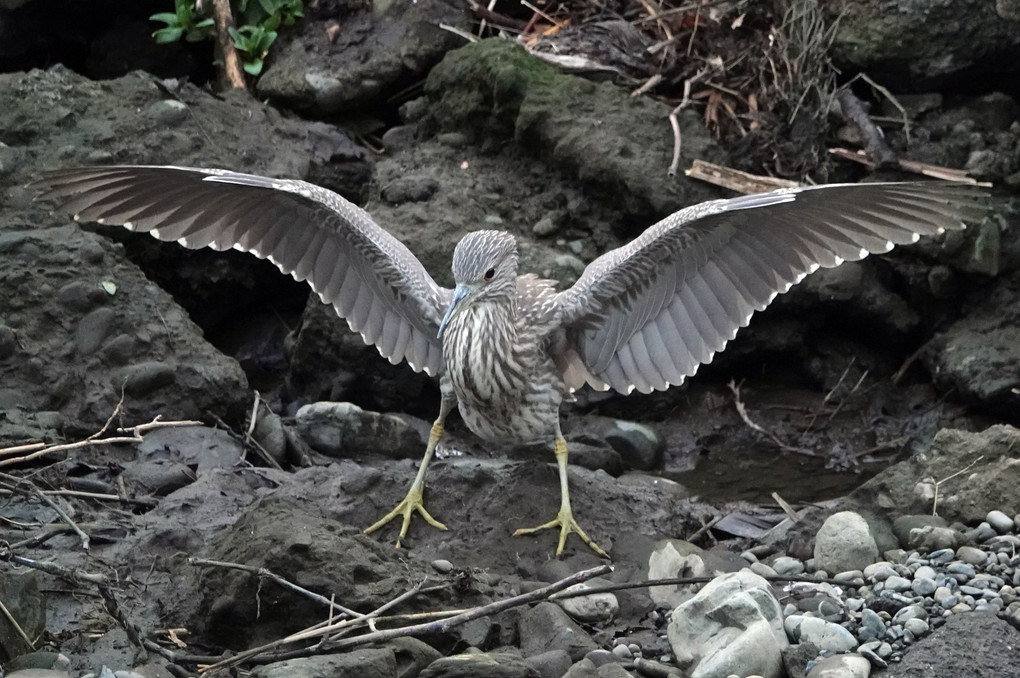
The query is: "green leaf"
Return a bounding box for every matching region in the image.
[153,27,184,43]
[243,58,264,75]
[100,281,117,296]
[149,12,180,24]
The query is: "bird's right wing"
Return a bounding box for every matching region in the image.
[30,166,452,376]
[553,182,988,394]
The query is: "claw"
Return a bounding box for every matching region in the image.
[364,484,447,547]
[514,506,609,558]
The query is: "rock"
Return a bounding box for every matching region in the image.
[891,515,948,548]
[666,571,788,678]
[562,659,599,678]
[881,613,1020,677]
[1,653,70,674]
[956,545,987,565]
[120,665,175,678]
[420,651,541,678]
[256,0,470,115]
[924,283,1020,413]
[250,649,397,677]
[784,616,858,653]
[841,426,1020,528]
[805,654,871,678]
[382,637,442,677]
[903,617,929,637]
[0,572,46,664]
[523,649,572,678]
[986,510,1016,534]
[593,418,665,470]
[555,580,620,623]
[858,609,886,642]
[772,556,805,576]
[829,0,1020,86]
[646,539,736,609]
[252,406,287,465]
[293,401,424,459]
[814,512,879,574]
[519,602,598,662]
[782,642,822,678]
[183,496,438,648]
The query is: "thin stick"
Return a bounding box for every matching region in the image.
[0,473,90,550]
[771,492,799,522]
[668,69,707,176]
[0,596,36,651]
[187,557,365,620]
[932,455,984,516]
[0,416,203,468]
[727,380,808,455]
[199,579,435,673]
[210,0,246,89]
[0,488,158,508]
[835,88,896,166]
[327,564,612,651]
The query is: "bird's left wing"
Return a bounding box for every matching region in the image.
[553,182,988,394]
[30,166,452,376]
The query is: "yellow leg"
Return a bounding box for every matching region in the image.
[364,416,449,547]
[513,434,610,558]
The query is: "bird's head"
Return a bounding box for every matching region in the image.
[438,230,518,339]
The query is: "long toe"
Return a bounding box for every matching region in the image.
[514,510,609,559]
[364,489,448,547]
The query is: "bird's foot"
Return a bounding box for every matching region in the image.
[364,486,447,548]
[513,506,610,558]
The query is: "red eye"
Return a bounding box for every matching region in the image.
[483,268,495,281]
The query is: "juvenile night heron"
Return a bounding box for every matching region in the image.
[31,167,987,557]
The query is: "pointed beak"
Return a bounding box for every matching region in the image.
[437,284,471,339]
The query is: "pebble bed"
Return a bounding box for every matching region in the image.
[745,509,1020,670]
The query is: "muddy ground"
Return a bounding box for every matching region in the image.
[1,1,1019,676]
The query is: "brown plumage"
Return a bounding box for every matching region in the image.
[30,166,988,557]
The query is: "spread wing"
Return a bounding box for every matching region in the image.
[554,182,988,394]
[30,166,452,376]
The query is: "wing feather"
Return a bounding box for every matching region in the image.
[30,165,451,376]
[554,182,987,394]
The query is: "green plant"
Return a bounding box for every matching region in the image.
[228,22,278,75]
[150,0,215,43]
[150,0,303,76]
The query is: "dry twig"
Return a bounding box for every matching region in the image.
[0,416,203,469]
[188,557,365,620]
[932,455,985,517]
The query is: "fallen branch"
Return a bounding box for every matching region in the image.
[187,557,365,620]
[667,69,708,177]
[828,148,992,186]
[210,0,246,89]
[685,158,801,194]
[835,88,897,166]
[0,472,91,550]
[0,415,203,468]
[932,455,985,517]
[727,380,811,455]
[326,564,613,651]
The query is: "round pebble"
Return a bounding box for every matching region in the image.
[986,510,1015,534]
[883,575,912,592]
[773,556,805,575]
[956,546,986,565]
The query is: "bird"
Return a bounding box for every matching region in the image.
[29,166,988,557]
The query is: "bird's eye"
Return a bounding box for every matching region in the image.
[483,268,496,281]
